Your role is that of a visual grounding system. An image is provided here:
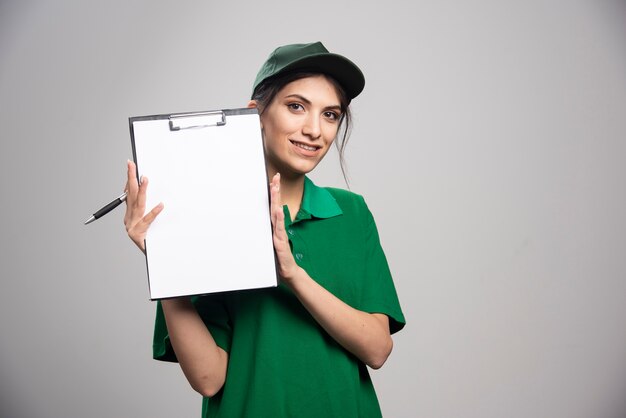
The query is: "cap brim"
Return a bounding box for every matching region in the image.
[276,53,365,100]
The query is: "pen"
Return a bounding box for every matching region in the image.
[84,192,128,225]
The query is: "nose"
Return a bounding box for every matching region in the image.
[301,114,321,140]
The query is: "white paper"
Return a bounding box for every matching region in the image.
[131,111,277,299]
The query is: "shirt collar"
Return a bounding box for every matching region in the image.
[296,176,343,220]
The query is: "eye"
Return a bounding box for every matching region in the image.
[323,111,340,122]
[287,103,304,112]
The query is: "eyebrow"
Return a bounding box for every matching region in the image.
[284,94,342,112]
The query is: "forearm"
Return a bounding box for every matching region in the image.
[161,298,228,397]
[285,267,393,369]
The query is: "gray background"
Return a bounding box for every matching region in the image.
[1,1,625,417]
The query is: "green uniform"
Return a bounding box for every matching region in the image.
[153,176,405,417]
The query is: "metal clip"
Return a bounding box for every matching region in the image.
[169,111,226,131]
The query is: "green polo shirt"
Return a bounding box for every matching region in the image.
[153,176,405,417]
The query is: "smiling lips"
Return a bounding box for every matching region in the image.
[290,140,321,153]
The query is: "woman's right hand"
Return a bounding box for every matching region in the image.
[123,160,164,253]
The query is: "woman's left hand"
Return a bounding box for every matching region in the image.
[269,173,301,283]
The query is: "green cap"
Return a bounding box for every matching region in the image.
[252,42,365,100]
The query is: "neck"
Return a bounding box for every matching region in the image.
[268,169,305,221]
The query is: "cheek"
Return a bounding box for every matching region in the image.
[261,112,295,139]
[260,120,278,144]
[261,122,284,157]
[323,124,340,143]
[319,138,335,159]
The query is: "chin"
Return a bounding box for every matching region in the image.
[284,162,320,177]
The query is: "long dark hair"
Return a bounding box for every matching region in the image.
[251,70,353,185]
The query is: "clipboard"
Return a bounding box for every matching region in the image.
[129,108,278,300]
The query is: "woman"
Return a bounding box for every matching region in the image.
[124,42,405,417]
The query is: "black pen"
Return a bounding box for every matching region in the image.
[84,192,128,225]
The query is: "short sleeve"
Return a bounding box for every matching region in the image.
[358,200,406,334]
[193,294,233,352]
[152,293,233,362]
[152,300,176,362]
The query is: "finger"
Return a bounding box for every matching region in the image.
[126,160,139,205]
[270,175,288,241]
[274,201,286,239]
[124,164,130,195]
[269,174,277,225]
[137,175,148,213]
[141,202,164,227]
[124,160,143,222]
[124,160,137,224]
[270,173,281,229]
[128,203,163,252]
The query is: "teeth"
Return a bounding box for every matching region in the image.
[292,141,317,151]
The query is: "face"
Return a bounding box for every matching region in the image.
[256,75,342,179]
